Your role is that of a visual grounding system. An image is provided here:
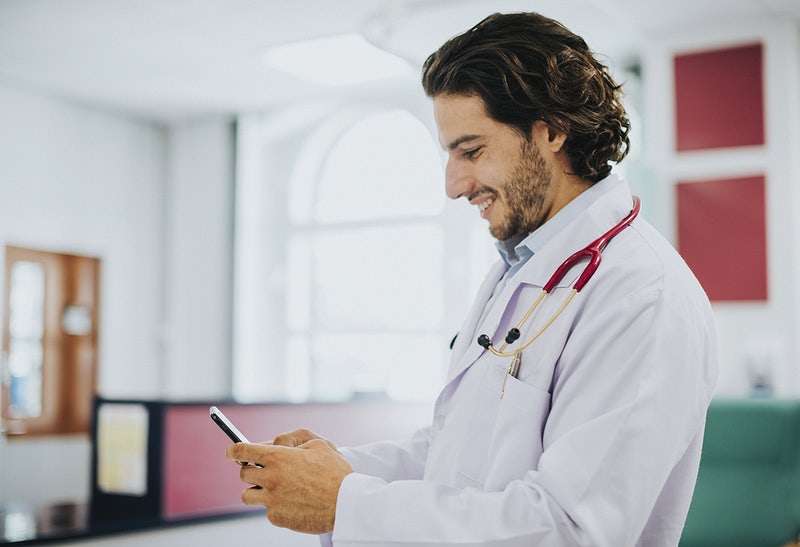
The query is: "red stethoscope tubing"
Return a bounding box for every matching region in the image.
[478,196,642,357]
[544,196,641,293]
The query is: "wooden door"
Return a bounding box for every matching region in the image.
[2,245,100,436]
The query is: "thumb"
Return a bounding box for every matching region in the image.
[299,438,332,451]
[273,428,317,447]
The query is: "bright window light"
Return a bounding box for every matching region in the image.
[261,33,414,86]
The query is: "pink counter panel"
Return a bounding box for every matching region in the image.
[91,399,432,524]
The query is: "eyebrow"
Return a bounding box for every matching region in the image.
[446,134,482,151]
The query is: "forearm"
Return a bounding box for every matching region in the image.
[338,426,431,482]
[332,473,584,547]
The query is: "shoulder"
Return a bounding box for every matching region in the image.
[590,217,711,310]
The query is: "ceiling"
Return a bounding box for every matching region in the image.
[0,0,798,125]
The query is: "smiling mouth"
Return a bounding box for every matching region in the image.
[477,197,494,214]
[469,191,496,219]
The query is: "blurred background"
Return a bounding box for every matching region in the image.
[1,0,799,545]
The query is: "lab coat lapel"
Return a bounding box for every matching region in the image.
[463,246,557,366]
[447,260,507,378]
[444,234,576,385]
[445,260,541,383]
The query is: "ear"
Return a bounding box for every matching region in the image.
[532,121,567,153]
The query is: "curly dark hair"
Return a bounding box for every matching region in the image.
[422,12,630,183]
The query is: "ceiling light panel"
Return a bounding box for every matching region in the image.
[261,32,414,86]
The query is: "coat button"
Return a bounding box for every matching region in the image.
[434,414,446,430]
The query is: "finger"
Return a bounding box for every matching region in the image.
[225,442,254,464]
[292,433,339,452]
[239,463,261,486]
[241,484,268,506]
[239,461,277,488]
[298,438,342,457]
[298,438,330,451]
[273,428,317,447]
[225,442,239,463]
[227,441,285,467]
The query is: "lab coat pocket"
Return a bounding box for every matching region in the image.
[455,359,551,491]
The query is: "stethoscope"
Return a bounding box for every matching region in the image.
[476,196,641,395]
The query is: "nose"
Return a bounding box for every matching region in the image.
[444,157,476,200]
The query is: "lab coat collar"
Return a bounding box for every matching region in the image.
[512,175,634,290]
[446,176,636,382]
[515,174,616,259]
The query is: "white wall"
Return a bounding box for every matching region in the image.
[0,435,90,505]
[0,82,164,506]
[0,82,236,404]
[0,83,236,507]
[642,16,800,397]
[162,121,234,400]
[0,83,167,399]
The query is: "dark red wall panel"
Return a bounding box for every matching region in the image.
[677,175,767,301]
[161,401,431,520]
[674,43,764,151]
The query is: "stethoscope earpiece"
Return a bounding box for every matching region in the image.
[477,334,492,349]
[505,328,521,344]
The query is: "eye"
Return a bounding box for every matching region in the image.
[462,146,483,160]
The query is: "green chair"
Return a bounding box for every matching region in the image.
[680,399,800,547]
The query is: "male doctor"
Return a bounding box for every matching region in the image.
[227,12,719,546]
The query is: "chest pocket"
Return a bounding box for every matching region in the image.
[455,356,552,491]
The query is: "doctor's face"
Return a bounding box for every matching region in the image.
[434,93,554,241]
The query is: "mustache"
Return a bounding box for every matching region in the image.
[467,188,499,202]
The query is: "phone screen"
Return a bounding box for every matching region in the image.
[209,405,251,443]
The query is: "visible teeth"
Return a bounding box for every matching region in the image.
[478,198,494,212]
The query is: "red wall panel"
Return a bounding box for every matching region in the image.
[676,175,767,301]
[674,43,764,151]
[161,401,431,520]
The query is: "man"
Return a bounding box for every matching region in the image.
[227,12,718,546]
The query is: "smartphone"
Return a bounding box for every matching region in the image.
[209,405,251,443]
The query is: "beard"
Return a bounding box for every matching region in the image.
[488,139,552,241]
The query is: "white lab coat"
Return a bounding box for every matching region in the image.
[326,177,719,547]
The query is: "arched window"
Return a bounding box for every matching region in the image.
[233,106,495,403]
[291,110,445,224]
[288,109,447,401]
